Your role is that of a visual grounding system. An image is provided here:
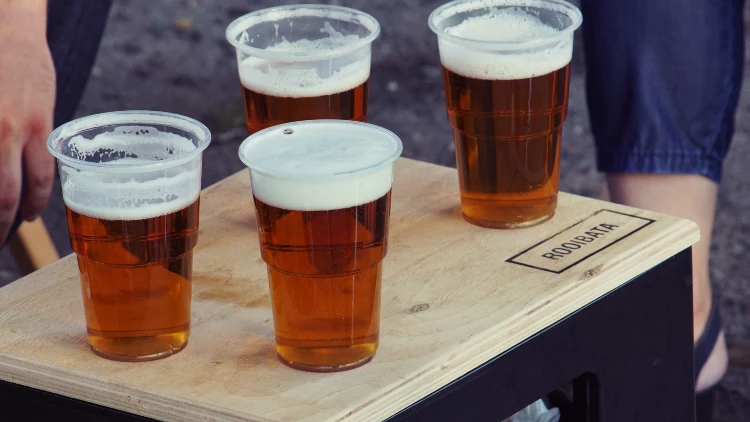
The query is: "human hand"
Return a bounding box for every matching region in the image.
[0,1,56,243]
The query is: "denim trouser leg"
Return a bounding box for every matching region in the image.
[582,0,745,183]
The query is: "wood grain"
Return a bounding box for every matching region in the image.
[0,158,699,421]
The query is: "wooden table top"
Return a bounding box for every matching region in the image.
[0,158,699,422]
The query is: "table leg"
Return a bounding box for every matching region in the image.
[388,248,695,422]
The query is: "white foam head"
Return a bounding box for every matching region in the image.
[60,163,201,221]
[47,112,211,221]
[65,125,197,162]
[228,5,377,98]
[226,5,380,61]
[238,49,370,98]
[430,0,581,80]
[238,120,403,211]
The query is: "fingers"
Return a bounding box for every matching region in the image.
[0,23,57,242]
[0,128,23,243]
[0,111,54,244]
[21,139,55,222]
[20,117,55,221]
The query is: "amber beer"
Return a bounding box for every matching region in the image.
[430,0,582,228]
[240,78,369,134]
[239,120,402,372]
[254,192,389,369]
[47,111,211,362]
[226,5,380,133]
[66,201,199,360]
[443,65,570,227]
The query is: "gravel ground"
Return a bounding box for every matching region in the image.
[1,0,749,419]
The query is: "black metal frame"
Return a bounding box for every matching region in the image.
[0,249,695,422]
[388,248,695,421]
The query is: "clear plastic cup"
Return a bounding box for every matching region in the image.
[429,0,582,229]
[47,111,211,361]
[226,4,380,134]
[238,120,402,372]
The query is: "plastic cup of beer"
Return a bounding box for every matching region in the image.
[47,111,211,362]
[238,120,402,372]
[429,0,582,229]
[225,4,380,134]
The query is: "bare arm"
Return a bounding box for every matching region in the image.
[0,0,56,242]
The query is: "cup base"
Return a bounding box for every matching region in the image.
[91,340,188,362]
[277,352,374,373]
[88,325,190,362]
[462,212,554,229]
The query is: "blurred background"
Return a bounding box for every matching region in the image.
[2,0,750,419]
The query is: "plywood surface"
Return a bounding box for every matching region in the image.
[0,158,699,421]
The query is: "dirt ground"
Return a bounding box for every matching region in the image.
[2,0,750,419]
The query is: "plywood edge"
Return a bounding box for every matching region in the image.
[348,216,699,421]
[0,355,269,422]
[646,217,700,255]
[559,192,702,251]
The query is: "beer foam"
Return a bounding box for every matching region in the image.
[238,47,370,98]
[66,126,197,161]
[239,122,402,211]
[229,7,379,38]
[60,127,202,221]
[438,8,573,80]
[62,167,201,221]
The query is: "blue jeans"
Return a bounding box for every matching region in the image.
[4,0,112,245]
[582,0,745,183]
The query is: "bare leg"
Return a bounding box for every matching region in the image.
[606,173,727,392]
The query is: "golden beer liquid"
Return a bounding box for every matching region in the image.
[254,191,390,372]
[442,64,570,228]
[241,80,369,134]
[65,200,200,361]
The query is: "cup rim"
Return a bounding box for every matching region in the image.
[225,4,381,62]
[428,0,582,51]
[238,120,403,180]
[47,110,212,173]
